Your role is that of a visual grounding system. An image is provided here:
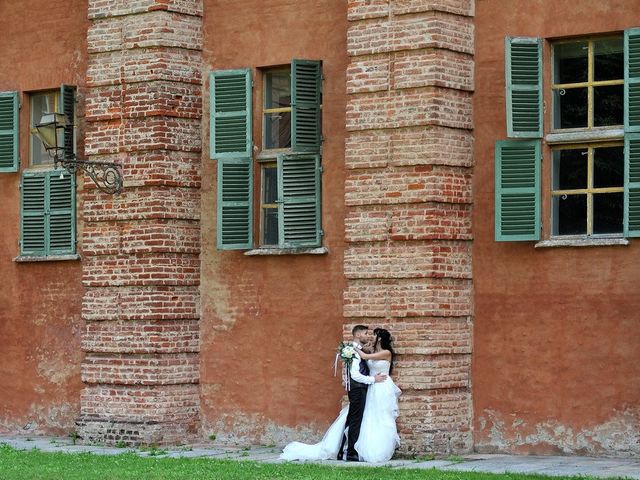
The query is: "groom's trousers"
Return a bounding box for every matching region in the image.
[341,384,367,458]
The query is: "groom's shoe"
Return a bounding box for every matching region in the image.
[346,455,360,462]
[336,452,343,461]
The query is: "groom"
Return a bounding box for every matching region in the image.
[338,325,386,461]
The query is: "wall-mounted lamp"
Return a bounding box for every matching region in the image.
[34,113,123,195]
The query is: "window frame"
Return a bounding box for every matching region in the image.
[29,89,61,167]
[550,35,624,133]
[212,61,323,252]
[259,161,279,246]
[546,34,626,240]
[261,66,292,152]
[255,64,323,249]
[550,141,624,237]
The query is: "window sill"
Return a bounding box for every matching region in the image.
[545,127,624,145]
[244,246,328,256]
[256,149,292,161]
[535,238,629,248]
[14,254,81,263]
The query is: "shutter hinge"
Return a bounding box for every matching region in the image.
[318,165,324,173]
[319,229,324,237]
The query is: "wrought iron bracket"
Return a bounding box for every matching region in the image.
[56,156,123,195]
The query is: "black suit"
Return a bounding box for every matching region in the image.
[339,351,371,460]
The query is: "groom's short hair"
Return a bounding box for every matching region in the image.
[352,324,368,336]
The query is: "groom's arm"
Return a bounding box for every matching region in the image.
[349,356,375,385]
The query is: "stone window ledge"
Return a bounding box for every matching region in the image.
[244,247,328,256]
[14,254,81,263]
[535,238,629,248]
[545,128,624,145]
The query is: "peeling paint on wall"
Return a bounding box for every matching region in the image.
[0,401,79,436]
[477,408,640,457]
[202,410,330,447]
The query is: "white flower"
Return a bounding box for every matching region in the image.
[342,346,356,359]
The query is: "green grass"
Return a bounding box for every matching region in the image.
[0,445,619,480]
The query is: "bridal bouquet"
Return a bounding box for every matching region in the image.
[338,342,357,364]
[335,341,357,390]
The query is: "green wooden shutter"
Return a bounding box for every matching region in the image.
[48,172,76,254]
[291,59,322,152]
[217,157,253,249]
[20,170,75,256]
[625,28,640,132]
[277,153,321,248]
[21,173,47,255]
[210,69,252,158]
[624,133,640,236]
[505,37,542,138]
[0,91,19,172]
[60,85,76,159]
[495,140,541,241]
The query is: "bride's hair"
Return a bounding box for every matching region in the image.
[373,328,395,375]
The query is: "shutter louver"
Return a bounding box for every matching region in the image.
[624,133,640,236]
[210,69,252,158]
[495,140,541,241]
[291,59,322,152]
[60,85,76,160]
[20,171,75,256]
[278,153,321,247]
[49,173,75,253]
[0,91,19,172]
[506,37,543,138]
[625,28,640,132]
[21,174,47,255]
[217,157,253,249]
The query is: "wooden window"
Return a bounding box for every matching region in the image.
[263,68,292,150]
[277,153,322,248]
[20,169,76,256]
[260,162,279,246]
[552,37,624,130]
[497,30,640,242]
[211,60,322,251]
[551,143,624,236]
[495,140,541,241]
[210,69,253,250]
[0,91,19,172]
[29,86,76,167]
[30,90,60,166]
[505,37,543,138]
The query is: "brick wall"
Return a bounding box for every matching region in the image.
[345,0,474,454]
[78,0,203,446]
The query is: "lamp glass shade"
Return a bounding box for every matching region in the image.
[35,113,67,152]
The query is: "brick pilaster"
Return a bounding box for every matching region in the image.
[78,0,203,446]
[345,0,474,454]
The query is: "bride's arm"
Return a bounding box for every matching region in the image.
[356,349,392,361]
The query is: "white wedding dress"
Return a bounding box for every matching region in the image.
[280,359,401,463]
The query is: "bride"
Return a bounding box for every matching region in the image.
[280,328,401,463]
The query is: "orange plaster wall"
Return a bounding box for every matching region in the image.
[0,0,87,435]
[200,0,349,443]
[473,0,640,455]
